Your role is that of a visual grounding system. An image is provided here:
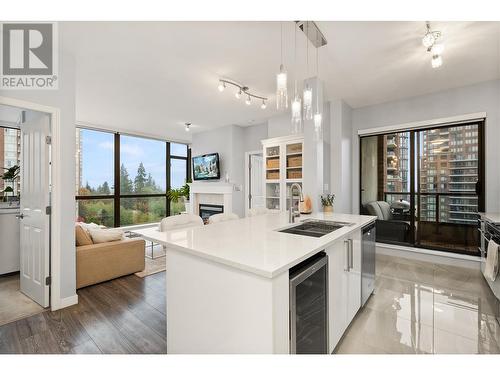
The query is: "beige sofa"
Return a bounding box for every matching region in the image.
[76,226,145,289]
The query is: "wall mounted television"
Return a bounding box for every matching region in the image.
[192,153,221,181]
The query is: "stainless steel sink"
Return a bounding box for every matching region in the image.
[277,219,354,238]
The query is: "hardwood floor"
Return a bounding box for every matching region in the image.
[0,272,167,354]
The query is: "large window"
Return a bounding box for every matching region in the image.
[76,128,190,227]
[0,127,21,197]
[360,121,484,255]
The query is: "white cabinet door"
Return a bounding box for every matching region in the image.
[346,231,362,323]
[326,239,349,352]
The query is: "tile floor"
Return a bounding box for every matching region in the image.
[0,274,46,326]
[335,254,500,354]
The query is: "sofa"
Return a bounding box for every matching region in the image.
[75,225,145,289]
[364,201,411,243]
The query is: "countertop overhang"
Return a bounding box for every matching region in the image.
[134,212,376,278]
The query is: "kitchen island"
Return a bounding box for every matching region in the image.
[134,212,376,354]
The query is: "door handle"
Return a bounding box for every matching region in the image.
[15,213,25,219]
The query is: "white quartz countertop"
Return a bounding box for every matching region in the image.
[133,212,376,278]
[0,207,20,215]
[479,212,500,224]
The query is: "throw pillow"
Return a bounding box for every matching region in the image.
[88,228,125,244]
[75,225,93,246]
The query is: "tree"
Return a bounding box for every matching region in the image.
[120,164,133,194]
[101,181,111,195]
[134,162,147,193]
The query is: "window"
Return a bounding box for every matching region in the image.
[360,121,484,256]
[0,127,21,196]
[76,128,190,227]
[76,129,114,196]
[120,135,166,194]
[169,143,189,216]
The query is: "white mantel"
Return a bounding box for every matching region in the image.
[188,182,234,215]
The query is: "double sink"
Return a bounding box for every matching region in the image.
[278,219,354,238]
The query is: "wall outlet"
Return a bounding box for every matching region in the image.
[323,183,329,192]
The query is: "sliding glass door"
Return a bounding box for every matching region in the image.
[360,121,484,255]
[415,124,483,253]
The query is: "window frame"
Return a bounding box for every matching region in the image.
[76,128,190,227]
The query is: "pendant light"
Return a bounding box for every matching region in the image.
[313,45,322,140]
[276,22,288,110]
[303,22,313,120]
[291,23,302,134]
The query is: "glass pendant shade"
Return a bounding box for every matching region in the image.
[431,54,443,68]
[291,97,302,134]
[276,64,288,110]
[431,43,444,55]
[422,32,435,48]
[303,85,313,120]
[314,112,322,140]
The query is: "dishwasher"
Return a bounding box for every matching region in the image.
[289,252,328,354]
[361,222,376,306]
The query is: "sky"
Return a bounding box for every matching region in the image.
[80,129,187,192]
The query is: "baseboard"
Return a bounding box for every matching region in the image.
[377,242,481,270]
[52,294,78,311]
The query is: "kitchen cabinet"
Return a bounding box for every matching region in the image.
[261,135,304,212]
[326,230,362,352]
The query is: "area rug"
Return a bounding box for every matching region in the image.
[135,256,166,278]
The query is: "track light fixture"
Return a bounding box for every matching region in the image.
[217,78,267,109]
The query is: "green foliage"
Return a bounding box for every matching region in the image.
[79,163,188,227]
[1,165,20,199]
[320,193,336,207]
[120,164,134,194]
[134,162,147,193]
[1,165,20,181]
[167,180,190,203]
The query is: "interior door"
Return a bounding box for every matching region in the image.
[249,153,264,209]
[19,110,51,308]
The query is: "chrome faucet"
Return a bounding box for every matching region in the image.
[289,183,304,223]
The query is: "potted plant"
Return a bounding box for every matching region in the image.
[320,193,335,213]
[1,165,20,203]
[167,179,191,214]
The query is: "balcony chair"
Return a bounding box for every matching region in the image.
[364,201,411,243]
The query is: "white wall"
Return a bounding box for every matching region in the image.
[330,99,353,214]
[351,79,500,214]
[191,124,268,218]
[0,37,77,300]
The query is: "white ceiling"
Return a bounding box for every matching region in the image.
[62,21,500,141]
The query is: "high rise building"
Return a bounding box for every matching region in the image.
[383,132,410,203]
[419,125,479,224]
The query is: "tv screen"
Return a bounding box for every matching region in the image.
[192,153,221,181]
